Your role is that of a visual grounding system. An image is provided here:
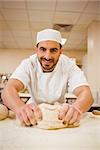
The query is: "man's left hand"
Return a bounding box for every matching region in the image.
[58,103,82,125]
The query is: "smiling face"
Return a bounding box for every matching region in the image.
[36,40,62,72]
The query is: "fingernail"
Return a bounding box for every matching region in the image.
[58,114,63,120]
[34,122,38,126]
[58,116,61,120]
[63,121,66,125]
[30,124,33,127]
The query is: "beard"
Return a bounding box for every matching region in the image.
[39,57,58,72]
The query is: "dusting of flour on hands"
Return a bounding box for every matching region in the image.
[36,103,80,130]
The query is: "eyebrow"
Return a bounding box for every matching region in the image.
[39,46,58,50]
[39,46,46,49]
[50,47,58,50]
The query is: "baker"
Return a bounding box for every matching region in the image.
[1,29,93,127]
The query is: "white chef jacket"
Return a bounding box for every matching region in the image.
[10,54,88,104]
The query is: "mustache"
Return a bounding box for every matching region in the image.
[42,58,53,61]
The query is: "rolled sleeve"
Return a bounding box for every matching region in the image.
[10,60,30,88]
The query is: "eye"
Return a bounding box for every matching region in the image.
[50,48,58,53]
[39,47,46,52]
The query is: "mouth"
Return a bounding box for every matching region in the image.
[42,58,53,64]
[41,59,55,72]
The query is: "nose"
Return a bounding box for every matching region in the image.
[44,50,52,60]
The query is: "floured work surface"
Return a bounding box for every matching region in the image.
[0,112,100,150]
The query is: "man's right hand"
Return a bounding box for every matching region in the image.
[15,103,42,126]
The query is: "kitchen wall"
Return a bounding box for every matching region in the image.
[0,49,34,73]
[63,50,86,67]
[83,21,100,104]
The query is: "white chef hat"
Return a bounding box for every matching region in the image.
[36,29,62,45]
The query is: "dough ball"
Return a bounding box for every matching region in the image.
[8,110,16,119]
[92,110,100,115]
[36,103,79,130]
[0,104,9,120]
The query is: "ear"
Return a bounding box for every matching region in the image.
[60,48,62,54]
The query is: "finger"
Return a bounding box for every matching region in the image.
[73,120,80,127]
[30,114,37,126]
[72,105,82,115]
[28,103,39,111]
[34,110,42,122]
[16,113,27,126]
[29,104,42,121]
[25,107,37,125]
[16,113,23,124]
[34,106,42,121]
[76,113,81,123]
[21,110,31,126]
[58,103,69,120]
[69,110,78,125]
[63,105,74,124]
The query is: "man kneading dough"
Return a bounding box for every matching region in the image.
[18,102,81,130]
[1,29,93,129]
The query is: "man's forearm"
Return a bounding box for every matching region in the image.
[1,87,25,112]
[73,86,93,113]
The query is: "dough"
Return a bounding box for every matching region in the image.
[8,110,16,119]
[36,103,79,130]
[0,104,9,120]
[92,110,100,115]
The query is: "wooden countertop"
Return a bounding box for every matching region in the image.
[0,112,100,150]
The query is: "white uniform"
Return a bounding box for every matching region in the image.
[10,54,88,104]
